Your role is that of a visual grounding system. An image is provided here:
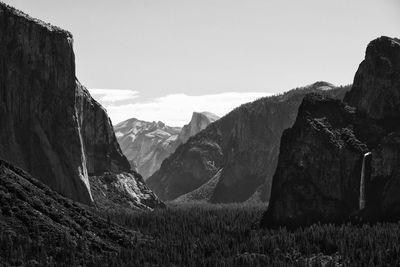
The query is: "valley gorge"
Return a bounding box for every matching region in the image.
[1,1,400,265]
[147,83,350,203]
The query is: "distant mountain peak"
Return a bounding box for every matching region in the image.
[115,112,217,179]
[306,81,335,91]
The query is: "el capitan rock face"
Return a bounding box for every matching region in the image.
[147,83,350,202]
[262,36,400,228]
[0,3,161,209]
[114,112,219,180]
[0,3,92,204]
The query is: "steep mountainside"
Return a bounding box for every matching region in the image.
[0,159,142,261]
[0,3,161,209]
[147,83,350,202]
[115,111,219,179]
[262,36,400,228]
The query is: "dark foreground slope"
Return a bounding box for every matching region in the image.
[3,175,400,266]
[0,159,144,266]
[148,83,350,203]
[262,36,400,228]
[0,3,161,210]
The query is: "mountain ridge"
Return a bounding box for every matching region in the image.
[115,111,219,179]
[147,82,351,203]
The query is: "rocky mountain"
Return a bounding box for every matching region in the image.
[262,36,400,228]
[177,112,220,144]
[114,119,181,179]
[114,112,219,179]
[147,82,350,202]
[0,3,161,210]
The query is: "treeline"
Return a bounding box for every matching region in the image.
[2,203,400,266]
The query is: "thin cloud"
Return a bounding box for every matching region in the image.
[89,91,272,127]
[90,89,139,103]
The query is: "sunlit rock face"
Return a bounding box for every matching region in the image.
[147,83,350,203]
[114,119,182,179]
[262,36,400,228]
[76,82,131,175]
[89,171,164,210]
[177,112,220,144]
[0,3,162,210]
[114,112,219,180]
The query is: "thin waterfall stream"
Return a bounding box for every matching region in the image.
[359,152,371,210]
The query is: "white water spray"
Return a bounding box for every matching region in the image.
[359,152,371,210]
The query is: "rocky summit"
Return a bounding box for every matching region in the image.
[262,36,400,228]
[115,112,219,180]
[0,3,161,210]
[147,83,350,203]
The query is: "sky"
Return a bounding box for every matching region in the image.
[5,0,400,126]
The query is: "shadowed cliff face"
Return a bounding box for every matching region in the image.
[0,3,162,209]
[0,3,92,204]
[262,36,400,228]
[261,94,386,228]
[345,37,400,121]
[147,83,350,203]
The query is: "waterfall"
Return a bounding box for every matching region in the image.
[359,152,371,210]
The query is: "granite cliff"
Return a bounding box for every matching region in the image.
[0,3,161,209]
[147,83,350,202]
[262,36,400,227]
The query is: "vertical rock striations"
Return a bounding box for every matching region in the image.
[0,3,162,209]
[0,3,92,204]
[262,36,400,227]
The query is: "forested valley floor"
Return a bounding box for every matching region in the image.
[2,203,400,266]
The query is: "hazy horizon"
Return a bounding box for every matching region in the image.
[4,0,400,126]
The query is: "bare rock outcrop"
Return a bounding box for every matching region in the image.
[262,36,400,227]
